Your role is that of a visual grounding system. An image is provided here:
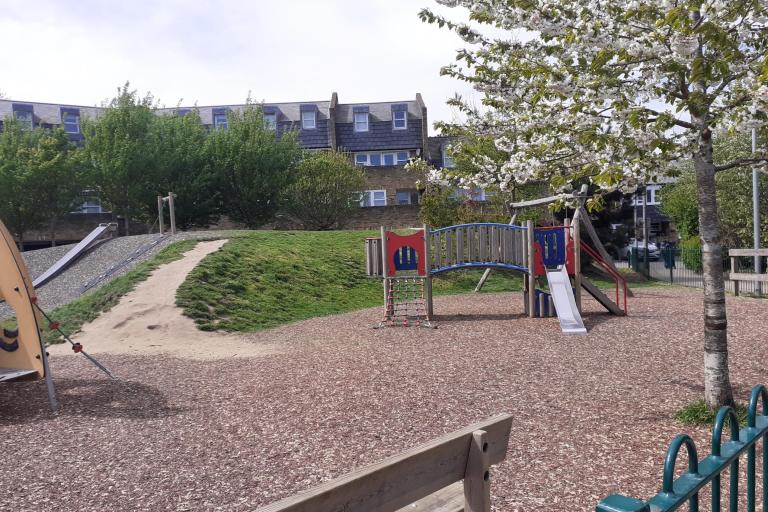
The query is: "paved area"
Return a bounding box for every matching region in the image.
[1,288,767,511]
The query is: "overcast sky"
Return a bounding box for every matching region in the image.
[1,0,482,134]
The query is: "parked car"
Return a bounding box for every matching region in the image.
[617,240,661,261]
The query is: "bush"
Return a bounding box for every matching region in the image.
[680,236,703,272]
[282,151,367,230]
[419,187,462,227]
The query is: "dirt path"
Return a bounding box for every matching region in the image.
[48,239,279,360]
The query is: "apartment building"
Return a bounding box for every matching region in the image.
[0,93,459,230]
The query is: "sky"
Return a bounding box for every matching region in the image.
[0,0,483,134]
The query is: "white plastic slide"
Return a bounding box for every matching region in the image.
[32,223,115,288]
[545,266,587,335]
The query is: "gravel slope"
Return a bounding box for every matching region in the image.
[1,231,228,319]
[1,288,766,511]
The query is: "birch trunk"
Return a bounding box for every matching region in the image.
[693,126,734,408]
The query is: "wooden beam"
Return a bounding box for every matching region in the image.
[729,272,768,283]
[256,415,513,512]
[728,249,768,257]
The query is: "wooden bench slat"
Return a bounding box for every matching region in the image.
[256,414,512,512]
[395,482,464,512]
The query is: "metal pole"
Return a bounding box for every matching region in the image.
[642,185,649,276]
[157,195,164,235]
[168,192,177,235]
[752,128,762,295]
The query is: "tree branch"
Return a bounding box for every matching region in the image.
[715,155,768,172]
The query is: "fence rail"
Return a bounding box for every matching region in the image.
[597,385,768,512]
[614,248,767,296]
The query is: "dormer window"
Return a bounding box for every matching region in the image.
[264,113,277,130]
[442,146,456,168]
[213,114,228,129]
[213,108,229,129]
[61,109,80,134]
[392,104,408,130]
[353,106,369,132]
[13,104,34,130]
[302,110,316,129]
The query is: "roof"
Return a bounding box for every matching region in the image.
[336,100,422,123]
[0,97,419,125]
[0,100,102,124]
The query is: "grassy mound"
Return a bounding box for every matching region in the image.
[176,231,523,331]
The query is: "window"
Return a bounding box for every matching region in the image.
[15,110,33,130]
[301,110,316,129]
[75,189,103,214]
[354,112,369,132]
[213,113,228,129]
[632,185,661,206]
[396,189,419,205]
[451,188,487,202]
[264,113,277,130]
[442,146,455,168]
[62,112,80,134]
[354,151,410,167]
[360,190,387,207]
[393,110,407,130]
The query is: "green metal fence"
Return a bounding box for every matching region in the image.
[616,248,765,295]
[596,385,768,512]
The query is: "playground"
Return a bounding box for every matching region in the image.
[1,231,768,510]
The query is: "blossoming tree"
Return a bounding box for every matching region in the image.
[421,0,768,408]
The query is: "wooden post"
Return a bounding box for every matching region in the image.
[526,220,536,318]
[157,195,164,235]
[168,192,177,235]
[731,256,739,296]
[463,430,491,512]
[423,225,434,318]
[572,210,582,312]
[381,227,389,314]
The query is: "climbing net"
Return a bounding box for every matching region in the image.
[377,276,433,328]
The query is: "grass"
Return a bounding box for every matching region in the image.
[38,240,198,344]
[176,231,525,332]
[675,399,749,427]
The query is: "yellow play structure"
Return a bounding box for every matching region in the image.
[0,218,57,409]
[1,218,115,412]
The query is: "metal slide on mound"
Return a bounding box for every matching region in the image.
[545,266,587,335]
[32,223,116,288]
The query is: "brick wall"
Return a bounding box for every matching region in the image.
[362,165,421,206]
[346,205,422,230]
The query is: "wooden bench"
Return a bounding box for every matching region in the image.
[256,414,513,512]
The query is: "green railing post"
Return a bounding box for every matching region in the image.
[596,385,768,512]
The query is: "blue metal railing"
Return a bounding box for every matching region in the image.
[428,222,527,235]
[597,385,768,512]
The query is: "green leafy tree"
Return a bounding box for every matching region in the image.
[150,110,220,228]
[205,104,301,228]
[662,130,768,246]
[32,129,88,245]
[282,151,366,230]
[422,0,768,408]
[82,83,157,234]
[0,119,84,246]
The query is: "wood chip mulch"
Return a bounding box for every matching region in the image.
[1,287,767,511]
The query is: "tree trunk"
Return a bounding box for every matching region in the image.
[694,127,734,409]
[49,218,57,247]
